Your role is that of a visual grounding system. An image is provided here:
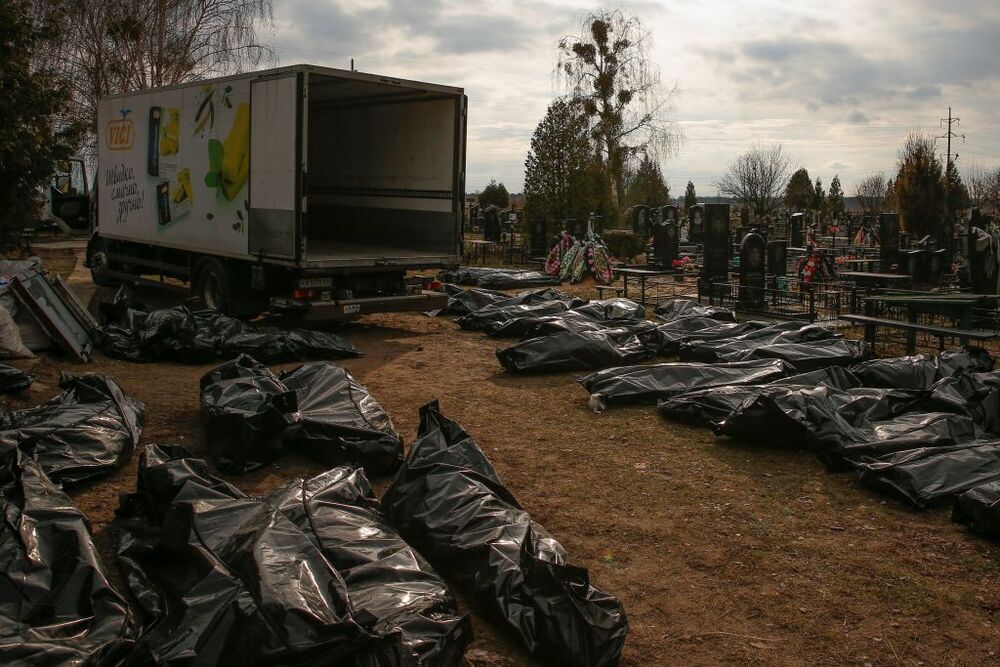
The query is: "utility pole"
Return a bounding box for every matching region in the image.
[938,107,966,249]
[938,107,965,216]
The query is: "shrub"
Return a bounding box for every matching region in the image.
[602,231,647,261]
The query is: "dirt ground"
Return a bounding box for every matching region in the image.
[6,256,1000,666]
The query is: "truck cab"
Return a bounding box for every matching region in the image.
[43,158,91,235]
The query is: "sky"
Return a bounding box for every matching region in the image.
[269,0,1000,197]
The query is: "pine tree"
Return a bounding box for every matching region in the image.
[625,154,670,208]
[827,175,845,219]
[478,180,510,210]
[944,161,970,213]
[784,168,813,211]
[684,181,697,211]
[0,1,82,241]
[894,132,945,237]
[523,99,606,224]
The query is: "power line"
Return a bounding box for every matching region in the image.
[938,107,964,215]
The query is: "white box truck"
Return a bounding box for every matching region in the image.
[89,64,466,317]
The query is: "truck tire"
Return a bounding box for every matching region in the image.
[193,258,231,313]
[88,238,119,287]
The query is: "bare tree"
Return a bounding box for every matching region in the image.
[556,9,679,208]
[716,143,791,217]
[855,172,889,217]
[34,0,273,144]
[964,163,1000,213]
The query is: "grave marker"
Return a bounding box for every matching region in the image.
[879,213,900,273]
[739,229,766,308]
[701,203,730,285]
[689,205,704,243]
[790,212,804,247]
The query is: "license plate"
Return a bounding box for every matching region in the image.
[298,278,332,288]
[343,304,361,314]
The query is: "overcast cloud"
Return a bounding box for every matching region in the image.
[271,0,1000,195]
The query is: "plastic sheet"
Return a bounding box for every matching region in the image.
[100,303,359,363]
[937,347,996,375]
[440,267,561,289]
[952,480,1000,539]
[0,373,144,484]
[497,326,656,374]
[432,283,511,316]
[678,322,840,364]
[118,445,368,664]
[487,298,645,339]
[856,441,1000,508]
[717,384,926,452]
[382,402,628,666]
[850,349,996,389]
[271,465,473,665]
[647,318,760,355]
[654,298,735,323]
[579,358,792,412]
[456,298,584,334]
[0,453,134,664]
[657,366,861,427]
[0,363,30,393]
[200,355,403,474]
[742,338,872,372]
[506,313,649,339]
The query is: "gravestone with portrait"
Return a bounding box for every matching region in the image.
[739,229,766,308]
[879,213,901,273]
[631,205,649,236]
[661,205,679,225]
[689,205,704,244]
[701,203,730,287]
[653,219,679,268]
[650,206,663,226]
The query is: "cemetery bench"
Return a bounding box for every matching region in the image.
[843,313,1000,354]
[617,267,674,305]
[595,285,626,299]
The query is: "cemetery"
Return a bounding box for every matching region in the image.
[3,0,1000,664]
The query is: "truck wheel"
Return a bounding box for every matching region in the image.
[194,258,231,313]
[89,239,119,287]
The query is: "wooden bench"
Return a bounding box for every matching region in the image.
[842,313,1000,354]
[595,285,626,299]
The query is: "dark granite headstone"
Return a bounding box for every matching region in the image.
[632,206,649,235]
[661,205,679,224]
[767,240,788,277]
[484,208,501,242]
[790,212,804,247]
[701,203,730,283]
[653,220,679,268]
[739,229,766,308]
[689,205,704,243]
[530,218,547,257]
[879,213,900,273]
[649,207,663,226]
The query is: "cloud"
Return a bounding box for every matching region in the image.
[270,0,1000,193]
[847,110,870,124]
